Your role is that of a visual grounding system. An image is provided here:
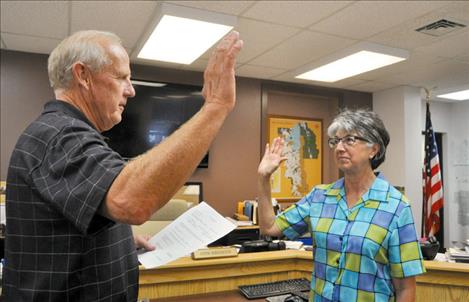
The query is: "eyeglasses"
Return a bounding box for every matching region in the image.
[328,135,370,149]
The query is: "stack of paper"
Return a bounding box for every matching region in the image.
[447,248,469,263]
[138,202,237,268]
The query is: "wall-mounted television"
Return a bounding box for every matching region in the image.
[103,80,209,168]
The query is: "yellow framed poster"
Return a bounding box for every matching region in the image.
[268,115,322,200]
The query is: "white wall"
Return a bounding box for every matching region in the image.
[403,87,424,239]
[374,86,423,237]
[448,102,469,245]
[373,87,406,182]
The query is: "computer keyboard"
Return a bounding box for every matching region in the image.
[238,278,310,299]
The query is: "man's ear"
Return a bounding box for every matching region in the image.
[71,62,91,90]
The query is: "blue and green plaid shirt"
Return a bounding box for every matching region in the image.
[275,174,425,302]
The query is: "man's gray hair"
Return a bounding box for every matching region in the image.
[48,30,122,90]
[327,108,390,170]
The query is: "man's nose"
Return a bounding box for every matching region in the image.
[125,81,136,98]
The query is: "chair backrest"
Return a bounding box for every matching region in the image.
[149,198,193,221]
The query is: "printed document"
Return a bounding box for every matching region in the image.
[138,202,236,268]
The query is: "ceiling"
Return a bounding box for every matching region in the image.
[1,0,469,101]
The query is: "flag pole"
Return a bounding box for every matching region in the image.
[420,87,436,237]
[421,88,430,237]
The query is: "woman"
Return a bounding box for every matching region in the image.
[258,109,425,302]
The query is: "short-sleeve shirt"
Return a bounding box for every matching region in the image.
[275,174,426,302]
[3,100,139,301]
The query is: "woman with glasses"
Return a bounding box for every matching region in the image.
[257,109,425,302]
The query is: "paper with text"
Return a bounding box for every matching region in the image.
[138,202,236,268]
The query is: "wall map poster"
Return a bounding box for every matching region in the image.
[268,116,322,199]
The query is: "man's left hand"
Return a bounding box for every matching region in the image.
[134,234,156,251]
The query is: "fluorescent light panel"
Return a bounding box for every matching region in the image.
[437,89,469,101]
[131,80,166,87]
[137,4,235,64]
[296,50,407,82]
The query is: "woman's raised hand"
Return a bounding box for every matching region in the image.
[258,137,287,178]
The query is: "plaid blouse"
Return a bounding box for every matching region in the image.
[275,174,425,302]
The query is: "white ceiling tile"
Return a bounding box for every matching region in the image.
[456,53,469,63]
[71,1,157,49]
[1,0,468,96]
[0,1,68,39]
[236,64,286,79]
[234,18,300,63]
[1,33,61,54]
[382,59,469,88]
[164,0,254,15]
[311,1,448,39]
[346,81,402,93]
[369,24,442,51]
[242,1,352,28]
[198,18,299,63]
[415,29,469,59]
[248,30,355,69]
[370,1,469,50]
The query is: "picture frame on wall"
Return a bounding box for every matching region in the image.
[267,115,323,201]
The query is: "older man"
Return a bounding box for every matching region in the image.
[3,30,242,301]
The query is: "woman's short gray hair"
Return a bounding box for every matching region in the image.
[48,30,122,90]
[327,108,390,170]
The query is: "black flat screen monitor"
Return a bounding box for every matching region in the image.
[103,80,209,168]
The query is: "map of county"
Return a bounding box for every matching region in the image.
[278,122,319,196]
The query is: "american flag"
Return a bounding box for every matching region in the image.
[422,102,444,237]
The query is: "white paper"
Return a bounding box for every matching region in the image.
[138,202,236,268]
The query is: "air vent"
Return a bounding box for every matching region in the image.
[416,19,466,37]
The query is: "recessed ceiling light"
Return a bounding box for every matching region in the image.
[295,43,409,82]
[437,89,469,101]
[136,3,236,65]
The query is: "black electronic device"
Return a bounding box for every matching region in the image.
[238,278,310,299]
[208,227,260,246]
[239,240,286,253]
[420,236,440,260]
[103,80,209,168]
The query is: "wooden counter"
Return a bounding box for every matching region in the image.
[139,250,469,301]
[416,260,469,301]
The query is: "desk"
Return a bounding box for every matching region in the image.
[139,250,469,302]
[139,250,311,299]
[152,290,264,302]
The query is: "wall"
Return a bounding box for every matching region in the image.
[449,101,469,244]
[374,86,425,239]
[373,87,406,183]
[1,49,371,217]
[1,50,55,177]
